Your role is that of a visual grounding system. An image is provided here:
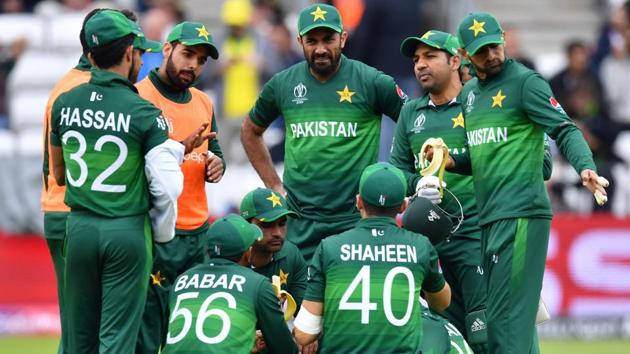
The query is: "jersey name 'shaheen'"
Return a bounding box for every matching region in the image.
[174,273,246,292]
[466,126,508,146]
[289,121,358,139]
[340,244,418,263]
[59,106,131,133]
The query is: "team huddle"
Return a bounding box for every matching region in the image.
[42,3,609,354]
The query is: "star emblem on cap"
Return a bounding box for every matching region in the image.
[337,85,355,103]
[491,90,506,108]
[279,269,289,285]
[150,270,165,287]
[468,19,486,37]
[311,6,327,21]
[452,112,465,128]
[266,192,282,207]
[421,31,435,40]
[196,24,210,41]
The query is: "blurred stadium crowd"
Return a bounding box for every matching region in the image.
[0,0,629,235]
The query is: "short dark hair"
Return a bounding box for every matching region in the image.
[89,34,135,69]
[362,200,401,218]
[565,40,585,56]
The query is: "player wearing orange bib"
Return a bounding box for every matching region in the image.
[135,21,225,354]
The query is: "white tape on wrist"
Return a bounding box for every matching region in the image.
[293,306,322,335]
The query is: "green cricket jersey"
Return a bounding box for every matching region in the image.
[390,96,478,237]
[250,55,406,221]
[305,217,445,354]
[421,309,472,354]
[50,69,168,217]
[251,240,308,308]
[455,59,596,226]
[163,259,297,354]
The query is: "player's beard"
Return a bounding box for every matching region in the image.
[476,57,504,78]
[128,55,140,83]
[165,52,196,90]
[306,47,341,77]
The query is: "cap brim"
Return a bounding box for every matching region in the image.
[135,37,163,52]
[465,33,504,55]
[256,208,298,222]
[299,23,342,36]
[179,40,220,59]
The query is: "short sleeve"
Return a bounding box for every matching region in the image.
[141,107,169,155]
[50,95,65,146]
[374,71,406,120]
[389,104,420,194]
[421,242,446,293]
[303,243,326,302]
[249,75,280,128]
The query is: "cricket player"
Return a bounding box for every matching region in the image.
[421,307,473,354]
[162,214,298,354]
[241,3,407,261]
[293,162,451,353]
[240,187,307,308]
[135,21,225,353]
[434,12,608,354]
[49,10,207,353]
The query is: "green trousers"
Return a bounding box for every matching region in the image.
[287,215,358,263]
[136,225,208,354]
[437,235,486,338]
[44,212,69,354]
[481,218,550,354]
[65,211,152,354]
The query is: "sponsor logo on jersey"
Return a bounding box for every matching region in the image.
[183,151,206,163]
[292,82,308,104]
[549,97,567,115]
[411,113,426,133]
[471,318,487,332]
[465,91,475,113]
[466,127,508,147]
[289,121,358,138]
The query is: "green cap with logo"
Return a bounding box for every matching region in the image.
[240,188,297,222]
[207,214,263,258]
[297,3,343,36]
[167,21,220,59]
[401,197,453,245]
[400,30,461,58]
[134,36,163,53]
[85,9,143,49]
[359,162,407,208]
[457,12,504,55]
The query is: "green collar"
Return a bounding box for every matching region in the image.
[75,55,92,71]
[415,94,460,111]
[355,217,398,229]
[207,257,240,266]
[148,68,192,103]
[90,69,138,93]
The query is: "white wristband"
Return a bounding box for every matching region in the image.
[294,306,322,335]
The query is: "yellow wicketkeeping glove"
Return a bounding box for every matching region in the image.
[271,275,297,321]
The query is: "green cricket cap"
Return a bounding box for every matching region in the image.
[297,3,343,36]
[167,21,219,59]
[359,163,407,208]
[84,9,144,49]
[457,12,504,55]
[207,214,263,258]
[401,30,461,58]
[401,197,453,245]
[240,188,297,222]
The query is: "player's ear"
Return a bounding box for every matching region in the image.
[398,199,408,214]
[124,45,133,63]
[87,52,96,66]
[297,35,304,47]
[451,54,461,71]
[162,41,172,57]
[340,31,348,48]
[356,195,364,211]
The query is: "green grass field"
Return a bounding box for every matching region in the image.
[0,336,628,353]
